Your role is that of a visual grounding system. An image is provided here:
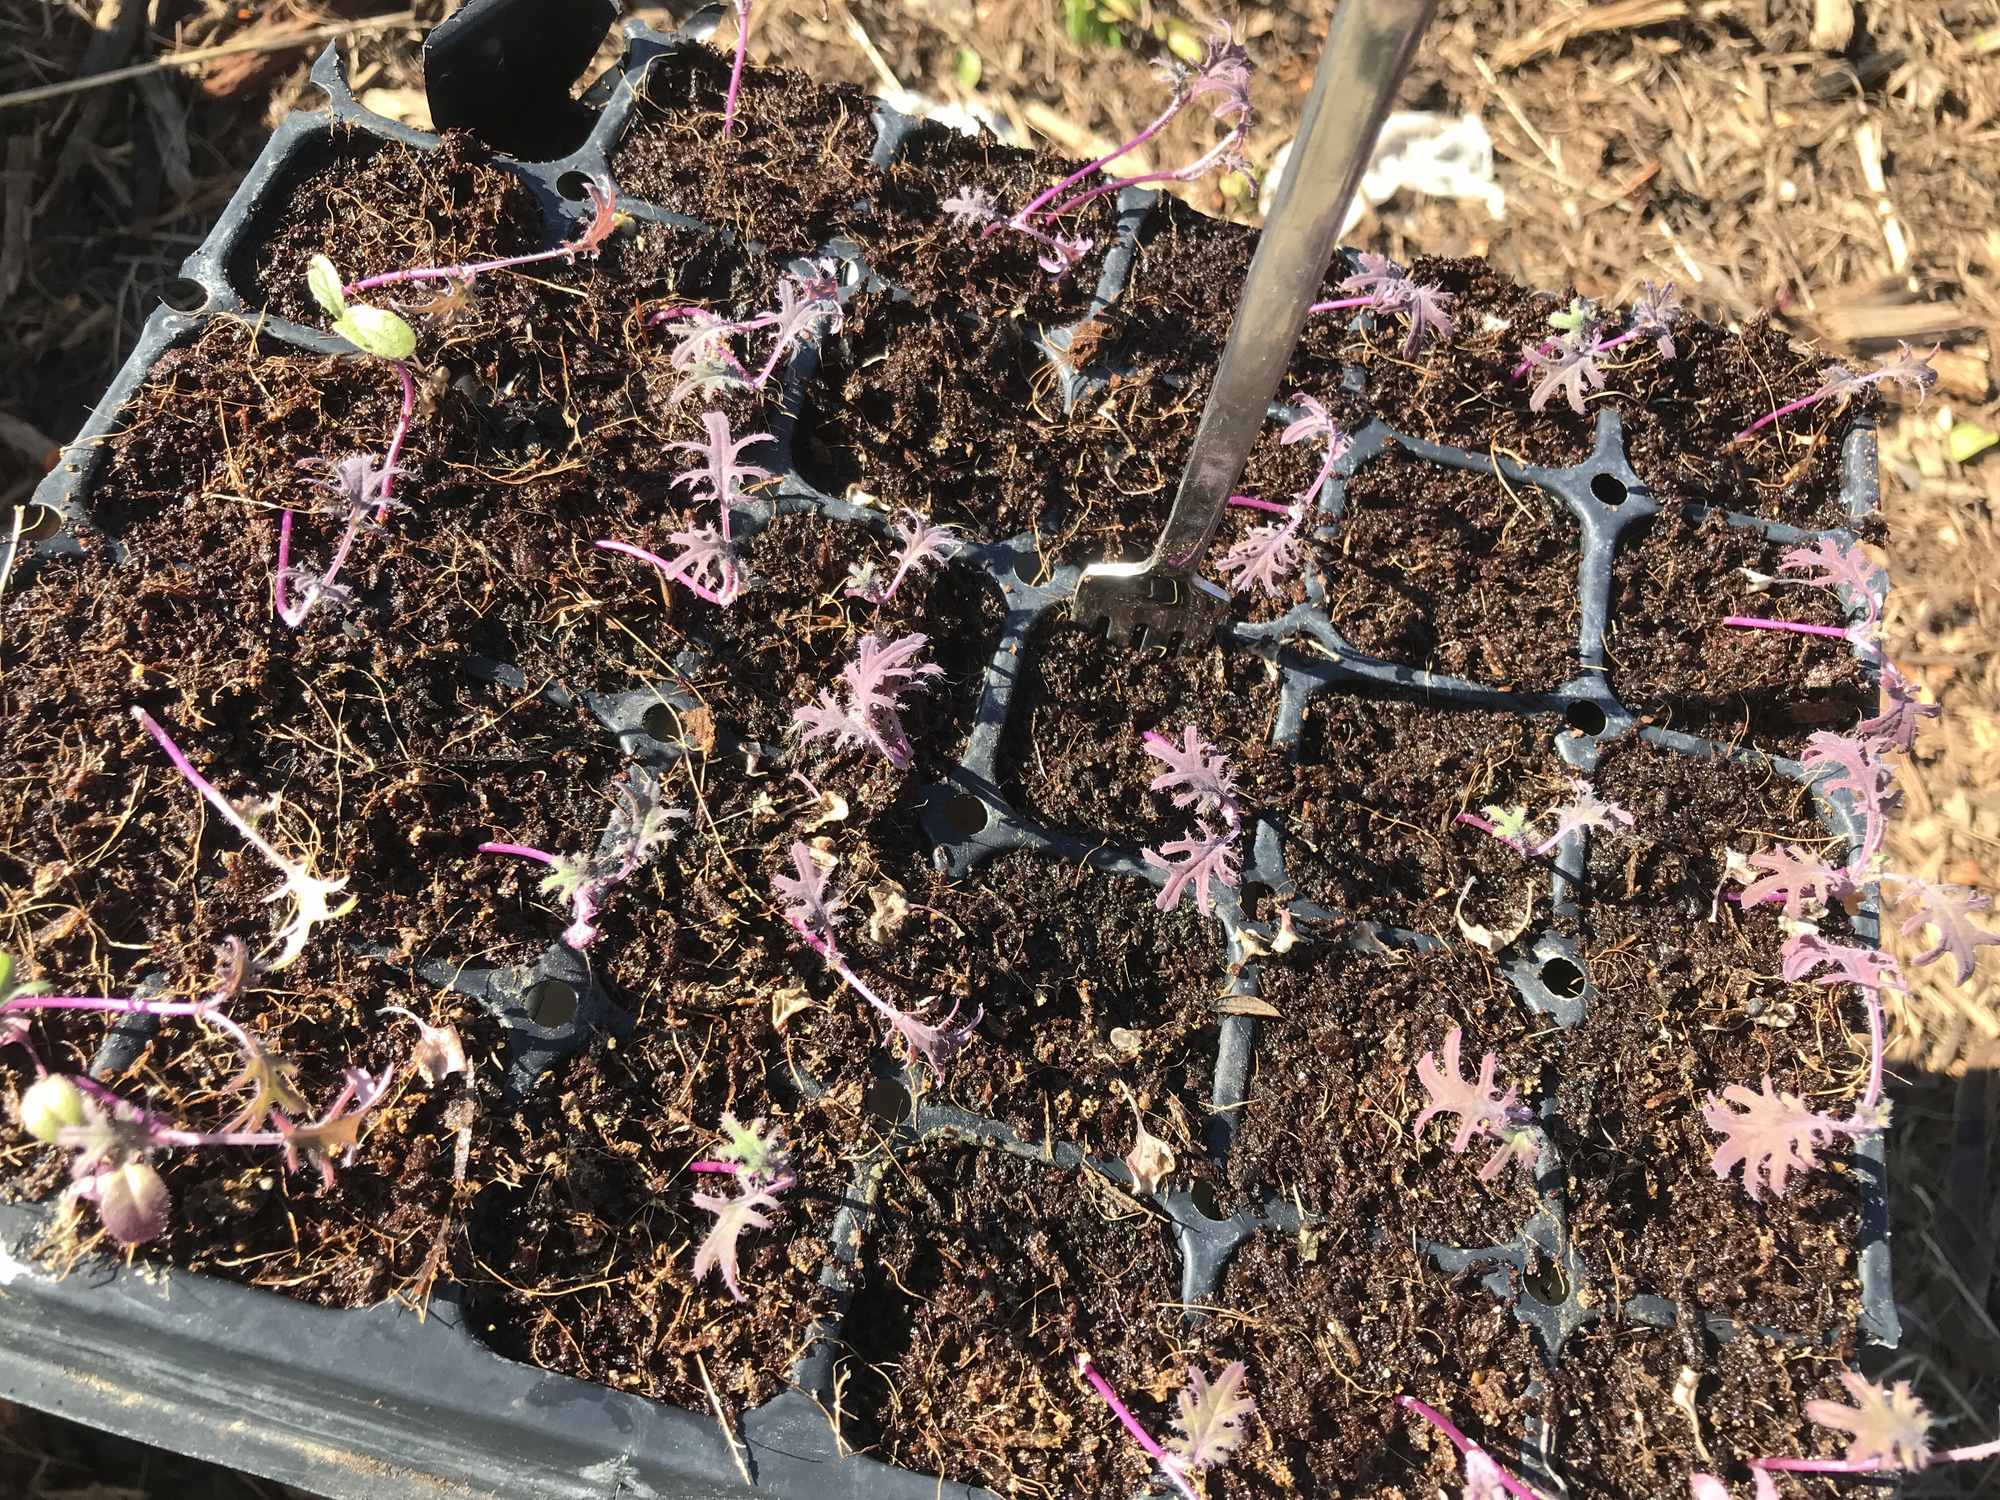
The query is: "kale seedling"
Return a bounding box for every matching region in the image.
[771,842,980,1070]
[1722,534,1886,661]
[1732,342,1937,443]
[1139,724,1243,915]
[845,511,960,606]
[10,943,391,1246]
[1456,779,1635,858]
[1410,1027,1541,1182]
[1703,931,1893,1201]
[944,24,1254,277]
[1508,280,1682,386]
[1308,253,1456,357]
[652,260,845,401]
[1077,1354,1254,1500]
[598,409,773,607]
[793,633,943,770]
[132,708,353,969]
[1694,1369,2000,1495]
[690,1112,793,1301]
[1217,494,1305,598]
[1519,298,1607,416]
[479,774,687,949]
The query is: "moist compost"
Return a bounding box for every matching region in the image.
[1609,506,1871,749]
[1319,445,1581,690]
[0,38,1893,1500]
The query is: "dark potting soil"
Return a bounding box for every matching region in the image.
[611,47,879,257]
[839,1141,1185,1496]
[1229,943,1540,1249]
[1545,1324,1854,1498]
[1608,507,1871,749]
[1277,690,1573,937]
[918,851,1228,1185]
[1191,1229,1546,1499]
[463,1027,860,1412]
[997,622,1283,837]
[1320,445,1581,690]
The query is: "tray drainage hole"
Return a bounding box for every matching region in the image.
[863,1074,911,1127]
[14,505,63,544]
[1590,472,1629,506]
[1563,701,1607,736]
[938,793,989,837]
[161,277,207,313]
[640,701,679,743]
[1186,1178,1224,1222]
[523,978,579,1027]
[1525,1256,1572,1304]
[1538,957,1586,1001]
[556,170,594,200]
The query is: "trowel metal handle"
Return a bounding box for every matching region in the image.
[1073,0,1437,647]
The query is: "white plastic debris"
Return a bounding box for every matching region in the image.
[1260,112,1506,234]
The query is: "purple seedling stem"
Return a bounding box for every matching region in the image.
[478,840,559,867]
[1722,615,1850,641]
[689,1160,740,1175]
[1227,493,1291,516]
[340,180,619,299]
[1755,1436,2000,1479]
[1077,1356,1199,1500]
[1395,1396,1547,1500]
[1006,88,1188,231]
[1037,129,1247,222]
[721,0,753,137]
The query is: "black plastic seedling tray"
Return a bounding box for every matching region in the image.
[1,8,1898,1498]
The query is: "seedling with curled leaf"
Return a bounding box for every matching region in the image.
[13,1009,394,1245]
[845,511,960,607]
[1733,342,1937,444]
[133,709,353,971]
[1308,252,1456,356]
[771,843,980,1071]
[792,633,943,771]
[1411,1027,1540,1183]
[479,774,687,949]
